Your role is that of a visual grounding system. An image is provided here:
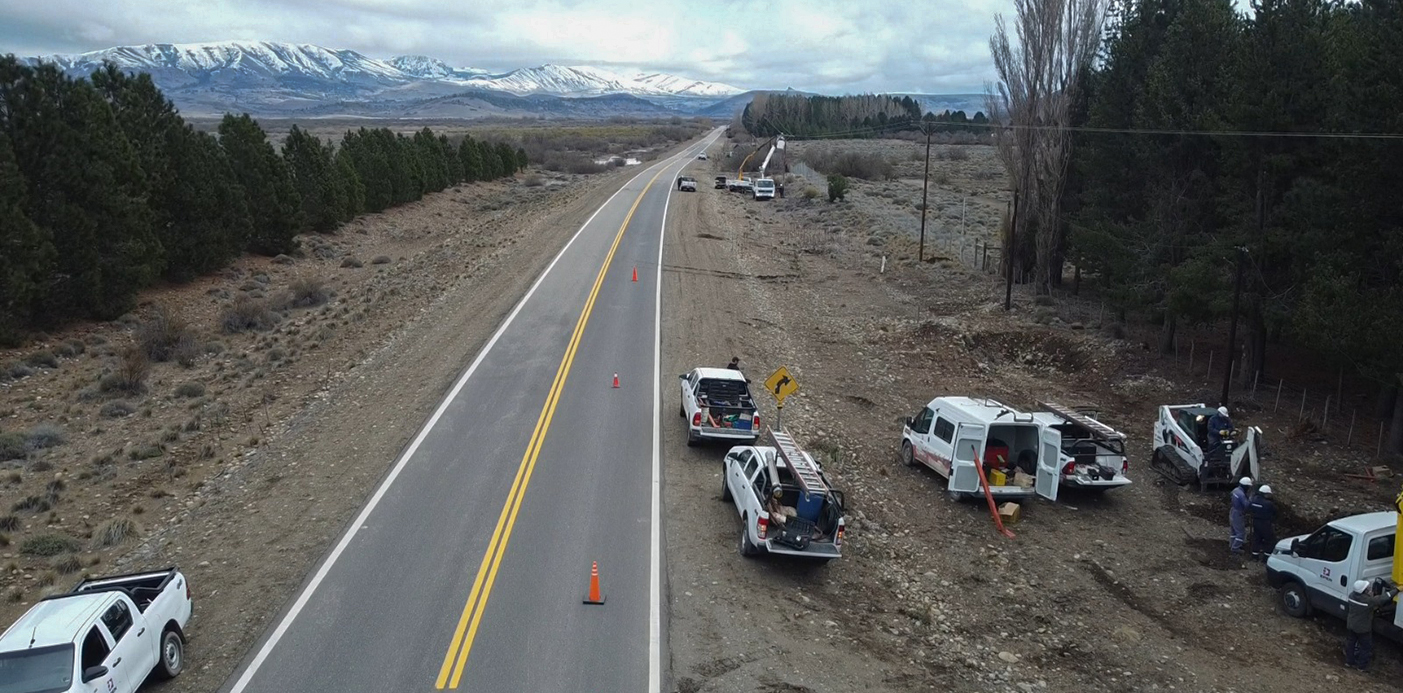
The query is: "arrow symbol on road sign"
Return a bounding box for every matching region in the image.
[773,376,790,395]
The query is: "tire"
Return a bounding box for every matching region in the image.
[739,517,758,557]
[1278,582,1312,618]
[948,490,969,502]
[679,401,685,418]
[154,628,184,679]
[721,473,732,502]
[901,441,917,468]
[686,429,700,447]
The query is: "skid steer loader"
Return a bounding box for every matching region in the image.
[1150,403,1262,491]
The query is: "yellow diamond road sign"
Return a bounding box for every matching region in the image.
[765,366,799,404]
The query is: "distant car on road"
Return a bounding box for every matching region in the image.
[697,153,708,160]
[678,176,697,192]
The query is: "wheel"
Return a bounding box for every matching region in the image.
[154,628,184,679]
[686,429,700,447]
[948,490,969,502]
[679,401,685,418]
[901,441,917,468]
[738,517,759,557]
[721,473,732,502]
[1278,582,1312,618]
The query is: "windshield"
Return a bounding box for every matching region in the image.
[756,181,774,190]
[0,644,76,693]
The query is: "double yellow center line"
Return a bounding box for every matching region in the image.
[435,164,670,689]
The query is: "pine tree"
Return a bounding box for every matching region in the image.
[336,145,366,218]
[0,59,159,321]
[0,130,53,344]
[515,147,529,172]
[283,125,347,232]
[441,134,463,186]
[496,142,518,176]
[459,136,484,182]
[220,113,301,255]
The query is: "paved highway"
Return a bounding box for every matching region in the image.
[222,129,722,693]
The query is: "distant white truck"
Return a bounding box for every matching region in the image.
[1029,402,1132,493]
[722,430,846,561]
[900,396,1062,502]
[677,176,697,192]
[0,568,193,693]
[679,367,760,446]
[1267,511,1403,643]
[752,178,776,200]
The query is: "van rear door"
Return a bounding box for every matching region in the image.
[950,423,985,494]
[1036,426,1063,501]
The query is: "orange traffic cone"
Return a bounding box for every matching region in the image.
[583,561,605,605]
[632,266,638,282]
[612,373,619,388]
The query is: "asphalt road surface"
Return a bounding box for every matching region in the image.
[222,130,723,693]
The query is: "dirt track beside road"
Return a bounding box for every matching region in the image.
[660,139,1400,693]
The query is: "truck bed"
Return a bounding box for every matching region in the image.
[72,568,179,613]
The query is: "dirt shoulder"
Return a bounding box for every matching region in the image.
[0,157,670,690]
[661,139,1399,692]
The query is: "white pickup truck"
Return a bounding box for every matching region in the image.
[1030,402,1132,493]
[752,178,776,200]
[0,568,192,693]
[722,431,846,561]
[1267,511,1403,642]
[679,367,760,446]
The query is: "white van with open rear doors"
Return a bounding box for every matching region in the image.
[900,396,1062,502]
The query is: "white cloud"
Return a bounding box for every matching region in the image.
[0,0,1021,93]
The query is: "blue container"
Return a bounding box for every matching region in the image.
[796,491,823,522]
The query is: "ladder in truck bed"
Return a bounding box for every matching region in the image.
[768,429,829,494]
[1040,401,1123,441]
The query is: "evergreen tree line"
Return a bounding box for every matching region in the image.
[741,93,927,138]
[1055,0,1403,449]
[0,58,527,343]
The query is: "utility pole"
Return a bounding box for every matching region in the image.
[918,124,932,263]
[1221,245,1248,406]
[1004,188,1018,311]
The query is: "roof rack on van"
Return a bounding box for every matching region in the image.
[768,429,829,495]
[1040,401,1123,441]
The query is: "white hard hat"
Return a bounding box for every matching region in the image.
[1354,580,1371,594]
[1239,477,1253,486]
[1218,406,1229,417]
[1258,484,1273,494]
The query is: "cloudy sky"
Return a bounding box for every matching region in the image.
[0,0,1016,93]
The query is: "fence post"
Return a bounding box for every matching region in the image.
[1300,388,1308,421]
[1207,351,1214,384]
[1275,379,1283,413]
[1380,421,1386,458]
[1252,371,1260,398]
[1323,395,1331,428]
[1347,410,1356,447]
[1336,367,1344,419]
[1189,340,1196,373]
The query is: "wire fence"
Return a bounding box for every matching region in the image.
[1165,337,1395,460]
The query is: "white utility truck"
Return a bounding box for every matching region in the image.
[0,568,192,693]
[722,430,846,560]
[900,396,1062,502]
[1267,510,1403,643]
[679,367,760,446]
[1151,403,1262,490]
[752,178,776,200]
[1030,402,1132,493]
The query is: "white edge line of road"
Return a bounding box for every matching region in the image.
[650,127,720,693]
[226,137,709,693]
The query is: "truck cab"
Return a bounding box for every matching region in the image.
[0,569,192,693]
[900,396,1062,502]
[1267,512,1402,642]
[752,178,776,200]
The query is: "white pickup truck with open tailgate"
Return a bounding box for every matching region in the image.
[722,430,846,561]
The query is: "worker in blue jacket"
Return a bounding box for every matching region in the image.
[1229,477,1252,556]
[1246,484,1277,561]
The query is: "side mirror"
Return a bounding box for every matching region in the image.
[678,373,687,380]
[903,417,914,429]
[1290,538,1301,556]
[82,666,109,683]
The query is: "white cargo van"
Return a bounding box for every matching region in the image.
[900,396,1061,502]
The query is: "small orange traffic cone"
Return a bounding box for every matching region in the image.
[583,561,605,605]
[632,266,638,282]
[612,373,619,388]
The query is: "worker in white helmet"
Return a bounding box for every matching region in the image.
[1229,477,1253,556]
[1207,405,1234,452]
[1346,577,1398,670]
[1246,484,1277,560]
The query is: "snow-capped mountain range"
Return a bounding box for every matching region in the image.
[23,41,743,99]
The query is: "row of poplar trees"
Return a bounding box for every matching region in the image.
[1058,0,1403,451]
[0,58,527,343]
